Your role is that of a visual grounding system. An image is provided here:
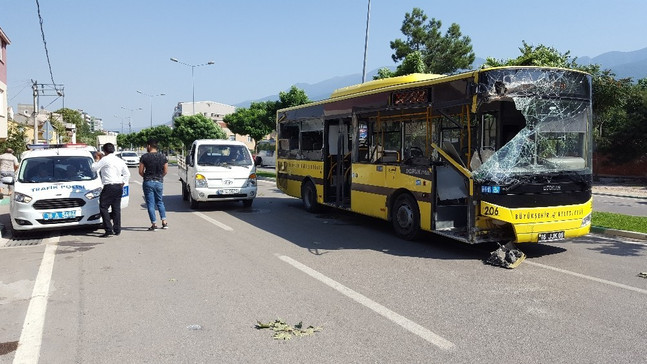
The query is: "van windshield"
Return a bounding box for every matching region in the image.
[18,156,97,183]
[197,145,252,166]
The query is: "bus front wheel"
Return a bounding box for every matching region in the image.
[392,194,420,240]
[301,181,320,213]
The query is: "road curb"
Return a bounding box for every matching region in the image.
[591,226,647,241]
[593,192,647,200]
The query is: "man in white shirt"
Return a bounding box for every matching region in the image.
[92,143,130,237]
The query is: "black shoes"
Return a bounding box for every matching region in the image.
[148,225,157,231]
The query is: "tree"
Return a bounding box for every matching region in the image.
[374,51,427,80]
[172,114,226,151]
[225,86,310,150]
[483,41,578,68]
[224,102,274,148]
[55,108,99,145]
[0,122,29,156]
[389,8,475,75]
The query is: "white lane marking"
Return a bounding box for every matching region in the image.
[13,236,60,364]
[193,211,233,231]
[277,254,455,350]
[525,261,647,295]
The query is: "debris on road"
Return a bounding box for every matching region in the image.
[486,242,526,269]
[255,319,322,340]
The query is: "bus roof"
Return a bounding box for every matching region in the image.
[330,73,445,99]
[278,66,591,114]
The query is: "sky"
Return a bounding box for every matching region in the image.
[2,0,646,132]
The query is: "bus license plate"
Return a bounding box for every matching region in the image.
[217,188,238,195]
[43,210,77,220]
[538,231,565,242]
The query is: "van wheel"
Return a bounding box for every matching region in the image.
[301,181,320,213]
[391,194,420,240]
[242,199,253,208]
[181,181,189,201]
[188,190,200,209]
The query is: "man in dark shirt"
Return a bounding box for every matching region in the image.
[138,139,168,231]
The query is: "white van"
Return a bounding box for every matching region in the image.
[178,140,257,208]
[254,139,276,167]
[2,146,129,236]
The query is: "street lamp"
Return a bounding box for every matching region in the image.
[170,57,215,115]
[136,91,165,128]
[121,106,142,133]
[114,114,125,134]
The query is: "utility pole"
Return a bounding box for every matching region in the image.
[32,80,39,143]
[362,0,371,83]
[31,80,65,144]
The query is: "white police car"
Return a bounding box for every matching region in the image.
[1,145,129,236]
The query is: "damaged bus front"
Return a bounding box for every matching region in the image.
[470,68,593,245]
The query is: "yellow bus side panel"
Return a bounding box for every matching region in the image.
[481,199,593,243]
[277,159,324,201]
[351,190,388,220]
[418,201,432,231]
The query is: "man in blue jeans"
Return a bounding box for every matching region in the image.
[138,139,168,231]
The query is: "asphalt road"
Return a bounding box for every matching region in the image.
[592,193,647,216]
[1,167,646,363]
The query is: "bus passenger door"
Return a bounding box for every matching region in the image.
[324,119,352,208]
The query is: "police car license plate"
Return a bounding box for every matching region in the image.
[538,231,565,242]
[43,210,77,220]
[217,188,238,195]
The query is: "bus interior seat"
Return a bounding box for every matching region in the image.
[381,151,400,163]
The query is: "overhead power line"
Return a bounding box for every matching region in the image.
[35,0,58,88]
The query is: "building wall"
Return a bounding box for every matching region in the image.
[0,27,10,139]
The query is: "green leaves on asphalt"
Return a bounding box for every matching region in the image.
[255,319,322,340]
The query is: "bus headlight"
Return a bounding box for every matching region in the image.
[85,187,102,200]
[14,192,32,203]
[195,174,208,188]
[581,213,591,227]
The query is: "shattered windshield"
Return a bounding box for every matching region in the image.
[472,68,592,184]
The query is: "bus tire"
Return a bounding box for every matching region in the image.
[181,181,189,201]
[301,181,320,213]
[391,193,420,240]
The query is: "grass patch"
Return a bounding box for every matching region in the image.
[256,170,276,178]
[592,211,647,234]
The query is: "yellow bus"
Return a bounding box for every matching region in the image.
[276,67,592,258]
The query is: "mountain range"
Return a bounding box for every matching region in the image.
[237,46,647,106]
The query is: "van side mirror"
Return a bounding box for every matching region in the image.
[1,176,14,185]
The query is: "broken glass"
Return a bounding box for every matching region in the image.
[472,68,592,184]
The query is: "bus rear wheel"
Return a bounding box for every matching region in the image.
[301,181,320,213]
[392,194,420,240]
